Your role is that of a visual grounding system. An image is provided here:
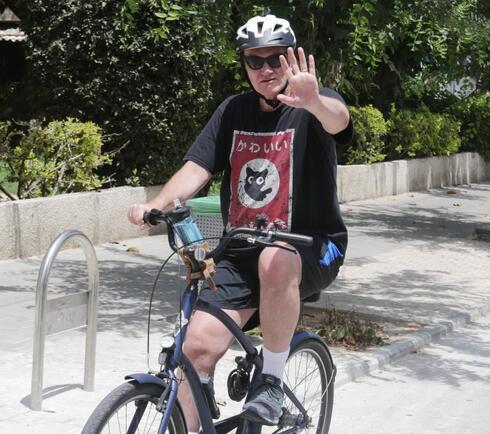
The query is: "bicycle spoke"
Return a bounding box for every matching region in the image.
[146,403,160,433]
[271,344,333,434]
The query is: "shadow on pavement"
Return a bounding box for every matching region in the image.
[20,383,84,409]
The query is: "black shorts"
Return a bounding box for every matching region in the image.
[198,235,344,319]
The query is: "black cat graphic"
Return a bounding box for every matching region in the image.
[244,167,272,201]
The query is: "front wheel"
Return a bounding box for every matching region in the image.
[82,381,186,434]
[262,338,335,434]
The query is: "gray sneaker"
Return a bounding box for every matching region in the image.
[242,374,284,425]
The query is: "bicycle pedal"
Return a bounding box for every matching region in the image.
[279,408,307,427]
[240,409,278,426]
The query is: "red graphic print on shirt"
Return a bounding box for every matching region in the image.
[228,129,294,230]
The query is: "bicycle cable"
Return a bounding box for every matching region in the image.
[145,234,274,372]
[146,250,177,372]
[145,236,229,372]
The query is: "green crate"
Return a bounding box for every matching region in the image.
[187,196,223,247]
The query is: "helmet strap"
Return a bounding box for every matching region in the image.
[261,81,288,109]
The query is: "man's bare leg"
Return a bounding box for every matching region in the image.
[241,244,301,425]
[178,308,256,432]
[259,244,302,353]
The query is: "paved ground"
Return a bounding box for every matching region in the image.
[0,183,489,433]
[331,315,490,434]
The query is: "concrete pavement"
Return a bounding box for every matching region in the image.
[0,182,489,433]
[330,315,490,434]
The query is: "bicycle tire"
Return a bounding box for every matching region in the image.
[82,381,186,434]
[261,338,335,434]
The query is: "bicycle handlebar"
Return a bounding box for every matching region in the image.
[143,208,313,259]
[144,208,167,226]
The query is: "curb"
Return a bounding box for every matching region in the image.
[334,301,490,387]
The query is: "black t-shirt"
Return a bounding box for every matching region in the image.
[185,88,353,254]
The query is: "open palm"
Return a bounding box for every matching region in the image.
[277,47,320,110]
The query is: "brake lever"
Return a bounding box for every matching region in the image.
[249,237,298,254]
[275,244,297,253]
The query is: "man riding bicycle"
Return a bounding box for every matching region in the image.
[128,14,352,433]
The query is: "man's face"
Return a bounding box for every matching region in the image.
[242,46,288,100]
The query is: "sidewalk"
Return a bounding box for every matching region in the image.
[0,183,489,433]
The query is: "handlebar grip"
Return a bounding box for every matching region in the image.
[272,231,313,246]
[143,209,165,226]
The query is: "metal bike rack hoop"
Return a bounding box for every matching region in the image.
[30,229,99,411]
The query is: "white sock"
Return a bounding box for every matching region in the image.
[262,345,290,384]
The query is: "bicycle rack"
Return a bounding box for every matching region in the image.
[30,229,99,411]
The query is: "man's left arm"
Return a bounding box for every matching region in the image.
[277,47,350,135]
[304,93,350,135]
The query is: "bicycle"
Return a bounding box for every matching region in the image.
[82,204,336,434]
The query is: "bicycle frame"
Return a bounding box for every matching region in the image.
[91,211,338,434]
[126,277,334,434]
[160,277,264,434]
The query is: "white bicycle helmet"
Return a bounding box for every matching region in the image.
[236,15,296,52]
[236,15,296,108]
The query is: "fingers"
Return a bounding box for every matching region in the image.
[128,204,151,227]
[277,93,298,107]
[308,54,316,77]
[284,47,316,75]
[298,47,308,72]
[127,205,140,225]
[280,54,293,80]
[288,46,300,74]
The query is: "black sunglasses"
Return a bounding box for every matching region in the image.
[243,52,286,70]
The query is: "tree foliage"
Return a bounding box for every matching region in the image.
[1,0,487,191]
[12,0,232,185]
[332,0,489,109]
[447,94,490,158]
[217,1,489,110]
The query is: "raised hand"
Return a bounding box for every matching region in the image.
[277,47,320,110]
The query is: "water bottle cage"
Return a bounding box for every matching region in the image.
[178,244,217,290]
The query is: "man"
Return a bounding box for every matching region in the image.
[128,14,352,432]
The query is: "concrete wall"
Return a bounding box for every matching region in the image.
[0,186,165,260]
[0,152,489,260]
[337,152,489,203]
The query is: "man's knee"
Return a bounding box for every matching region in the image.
[183,334,224,373]
[259,244,302,289]
[183,313,233,372]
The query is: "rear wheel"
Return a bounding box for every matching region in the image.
[82,381,186,434]
[262,339,335,433]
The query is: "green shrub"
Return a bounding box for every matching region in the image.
[448,94,490,159]
[386,106,461,159]
[0,123,18,197]
[339,105,387,165]
[0,119,110,199]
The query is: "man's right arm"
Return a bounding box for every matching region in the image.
[127,160,212,227]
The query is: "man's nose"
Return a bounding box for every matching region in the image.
[260,61,274,72]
